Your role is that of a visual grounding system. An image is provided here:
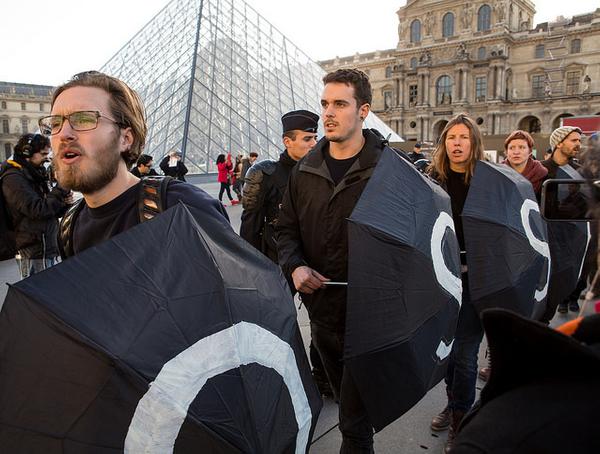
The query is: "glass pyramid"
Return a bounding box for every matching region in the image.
[101,0,401,174]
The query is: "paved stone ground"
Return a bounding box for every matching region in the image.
[0,180,581,453]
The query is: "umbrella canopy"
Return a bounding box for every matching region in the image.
[0,203,320,453]
[546,165,592,311]
[345,149,462,431]
[462,161,550,318]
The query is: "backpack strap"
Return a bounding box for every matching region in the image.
[58,199,85,259]
[138,176,172,222]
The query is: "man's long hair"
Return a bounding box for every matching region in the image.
[51,71,147,167]
[430,113,484,184]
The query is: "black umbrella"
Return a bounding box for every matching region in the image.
[545,165,592,314]
[462,161,550,318]
[345,149,462,431]
[0,203,320,453]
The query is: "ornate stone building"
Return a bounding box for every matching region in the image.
[320,0,600,144]
[0,82,53,159]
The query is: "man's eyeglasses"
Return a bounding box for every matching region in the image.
[38,111,123,136]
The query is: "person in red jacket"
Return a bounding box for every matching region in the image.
[216,153,238,207]
[502,130,548,200]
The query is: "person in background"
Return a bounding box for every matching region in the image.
[0,133,72,278]
[502,130,548,199]
[232,153,244,201]
[160,149,188,181]
[408,142,425,162]
[216,153,238,207]
[130,153,158,178]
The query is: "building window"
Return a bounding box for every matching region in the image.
[571,39,581,54]
[39,103,44,111]
[21,102,26,111]
[477,5,491,31]
[475,77,487,102]
[4,143,11,159]
[436,75,453,105]
[409,84,418,106]
[535,44,544,59]
[442,12,454,37]
[411,20,421,43]
[385,66,392,78]
[2,119,9,134]
[21,118,29,134]
[477,47,486,60]
[566,71,581,95]
[410,57,417,69]
[532,74,545,98]
[383,90,393,109]
[1,101,6,109]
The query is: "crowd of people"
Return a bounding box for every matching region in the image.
[0,67,598,453]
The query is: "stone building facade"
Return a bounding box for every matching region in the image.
[0,82,53,159]
[320,0,600,145]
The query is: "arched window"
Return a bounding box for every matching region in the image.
[0,101,6,109]
[410,57,418,69]
[478,5,491,31]
[477,46,486,60]
[442,13,454,38]
[571,39,581,54]
[411,20,421,43]
[385,66,392,78]
[535,44,544,59]
[436,75,453,105]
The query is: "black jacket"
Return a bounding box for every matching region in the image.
[159,156,188,181]
[277,129,385,331]
[1,160,69,259]
[240,151,297,262]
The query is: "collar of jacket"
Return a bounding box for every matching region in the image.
[279,150,298,168]
[6,160,22,169]
[298,129,384,196]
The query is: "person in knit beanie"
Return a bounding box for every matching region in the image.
[502,130,548,199]
[542,126,582,179]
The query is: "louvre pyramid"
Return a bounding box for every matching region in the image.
[101,0,401,174]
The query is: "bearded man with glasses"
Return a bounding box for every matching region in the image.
[40,71,229,257]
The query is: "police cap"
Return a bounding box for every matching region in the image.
[281,110,319,134]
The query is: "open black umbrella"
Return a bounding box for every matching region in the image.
[462,161,550,318]
[0,203,320,453]
[545,165,592,315]
[345,149,462,431]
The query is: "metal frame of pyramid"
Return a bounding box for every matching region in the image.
[101,0,401,174]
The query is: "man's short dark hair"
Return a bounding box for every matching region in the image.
[322,69,372,107]
[136,154,153,167]
[283,131,297,141]
[249,152,258,158]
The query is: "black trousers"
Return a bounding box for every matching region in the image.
[218,182,233,201]
[310,322,374,453]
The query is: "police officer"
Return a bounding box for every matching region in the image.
[240,110,318,262]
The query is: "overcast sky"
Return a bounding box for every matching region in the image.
[1,1,598,86]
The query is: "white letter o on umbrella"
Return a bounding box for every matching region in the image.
[124,322,312,454]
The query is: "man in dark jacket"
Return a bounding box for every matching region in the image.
[130,154,158,177]
[240,109,318,262]
[38,71,228,257]
[277,68,382,453]
[1,133,71,278]
[541,126,586,318]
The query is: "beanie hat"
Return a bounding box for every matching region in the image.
[549,126,582,151]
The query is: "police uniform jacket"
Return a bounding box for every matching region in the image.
[277,129,385,332]
[240,150,297,262]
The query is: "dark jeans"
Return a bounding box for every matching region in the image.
[218,182,233,202]
[310,322,374,454]
[445,275,484,413]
